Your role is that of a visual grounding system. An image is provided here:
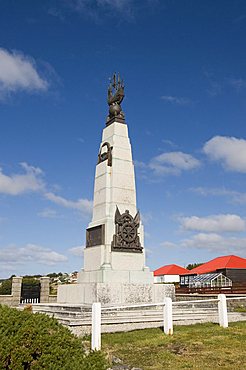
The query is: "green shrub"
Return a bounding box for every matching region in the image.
[0,305,108,370]
[0,279,12,295]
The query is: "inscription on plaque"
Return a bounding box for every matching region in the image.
[86,225,105,247]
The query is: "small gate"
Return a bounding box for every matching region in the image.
[21,281,41,304]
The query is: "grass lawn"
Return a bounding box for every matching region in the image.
[102,322,246,369]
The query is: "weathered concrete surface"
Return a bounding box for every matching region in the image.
[58,282,175,305]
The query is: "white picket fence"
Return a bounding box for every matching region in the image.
[91,294,246,350]
[21,298,39,304]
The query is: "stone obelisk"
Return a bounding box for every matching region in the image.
[57,74,173,305]
[78,73,152,286]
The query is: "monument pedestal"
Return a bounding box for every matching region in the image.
[58,282,174,305]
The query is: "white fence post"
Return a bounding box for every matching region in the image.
[163,297,173,335]
[218,294,228,328]
[91,302,101,350]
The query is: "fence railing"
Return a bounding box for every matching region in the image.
[91,294,246,351]
[176,284,246,294]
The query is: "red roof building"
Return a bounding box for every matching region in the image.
[154,264,189,276]
[189,255,246,274]
[180,255,246,286]
[154,264,189,283]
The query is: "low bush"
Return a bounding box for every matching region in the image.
[0,279,12,295]
[0,305,108,370]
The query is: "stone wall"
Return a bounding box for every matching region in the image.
[0,277,57,307]
[0,295,14,306]
[48,295,57,303]
[0,277,23,307]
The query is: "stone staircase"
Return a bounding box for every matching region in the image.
[28,302,246,336]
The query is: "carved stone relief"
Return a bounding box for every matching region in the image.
[111,207,143,253]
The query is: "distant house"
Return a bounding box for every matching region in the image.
[154,264,189,283]
[180,255,246,287]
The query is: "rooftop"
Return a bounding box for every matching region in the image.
[183,255,246,275]
[154,264,189,276]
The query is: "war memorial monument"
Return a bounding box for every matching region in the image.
[58,75,174,305]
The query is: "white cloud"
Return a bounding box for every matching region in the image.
[0,162,45,195]
[69,0,134,18]
[161,233,246,256]
[0,48,48,97]
[191,187,246,205]
[160,95,191,105]
[68,0,159,21]
[149,151,201,175]
[68,245,84,256]
[37,208,60,219]
[97,0,129,10]
[203,136,246,173]
[144,231,151,239]
[144,247,153,257]
[191,187,233,197]
[161,241,177,248]
[162,139,178,148]
[140,212,153,224]
[180,233,246,255]
[203,70,222,97]
[228,78,246,91]
[0,244,67,267]
[134,160,148,169]
[180,214,246,233]
[181,233,225,249]
[204,72,246,97]
[161,212,246,256]
[0,162,92,218]
[45,192,93,215]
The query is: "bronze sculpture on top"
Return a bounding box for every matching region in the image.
[107,72,125,125]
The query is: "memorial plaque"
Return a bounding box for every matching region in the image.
[86,224,105,247]
[111,207,143,253]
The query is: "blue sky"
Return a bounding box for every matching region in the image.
[1,0,246,278]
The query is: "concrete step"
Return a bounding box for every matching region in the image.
[28,302,246,335]
[31,306,218,322]
[31,308,219,326]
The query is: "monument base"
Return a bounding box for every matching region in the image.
[77,265,154,284]
[57,282,175,305]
